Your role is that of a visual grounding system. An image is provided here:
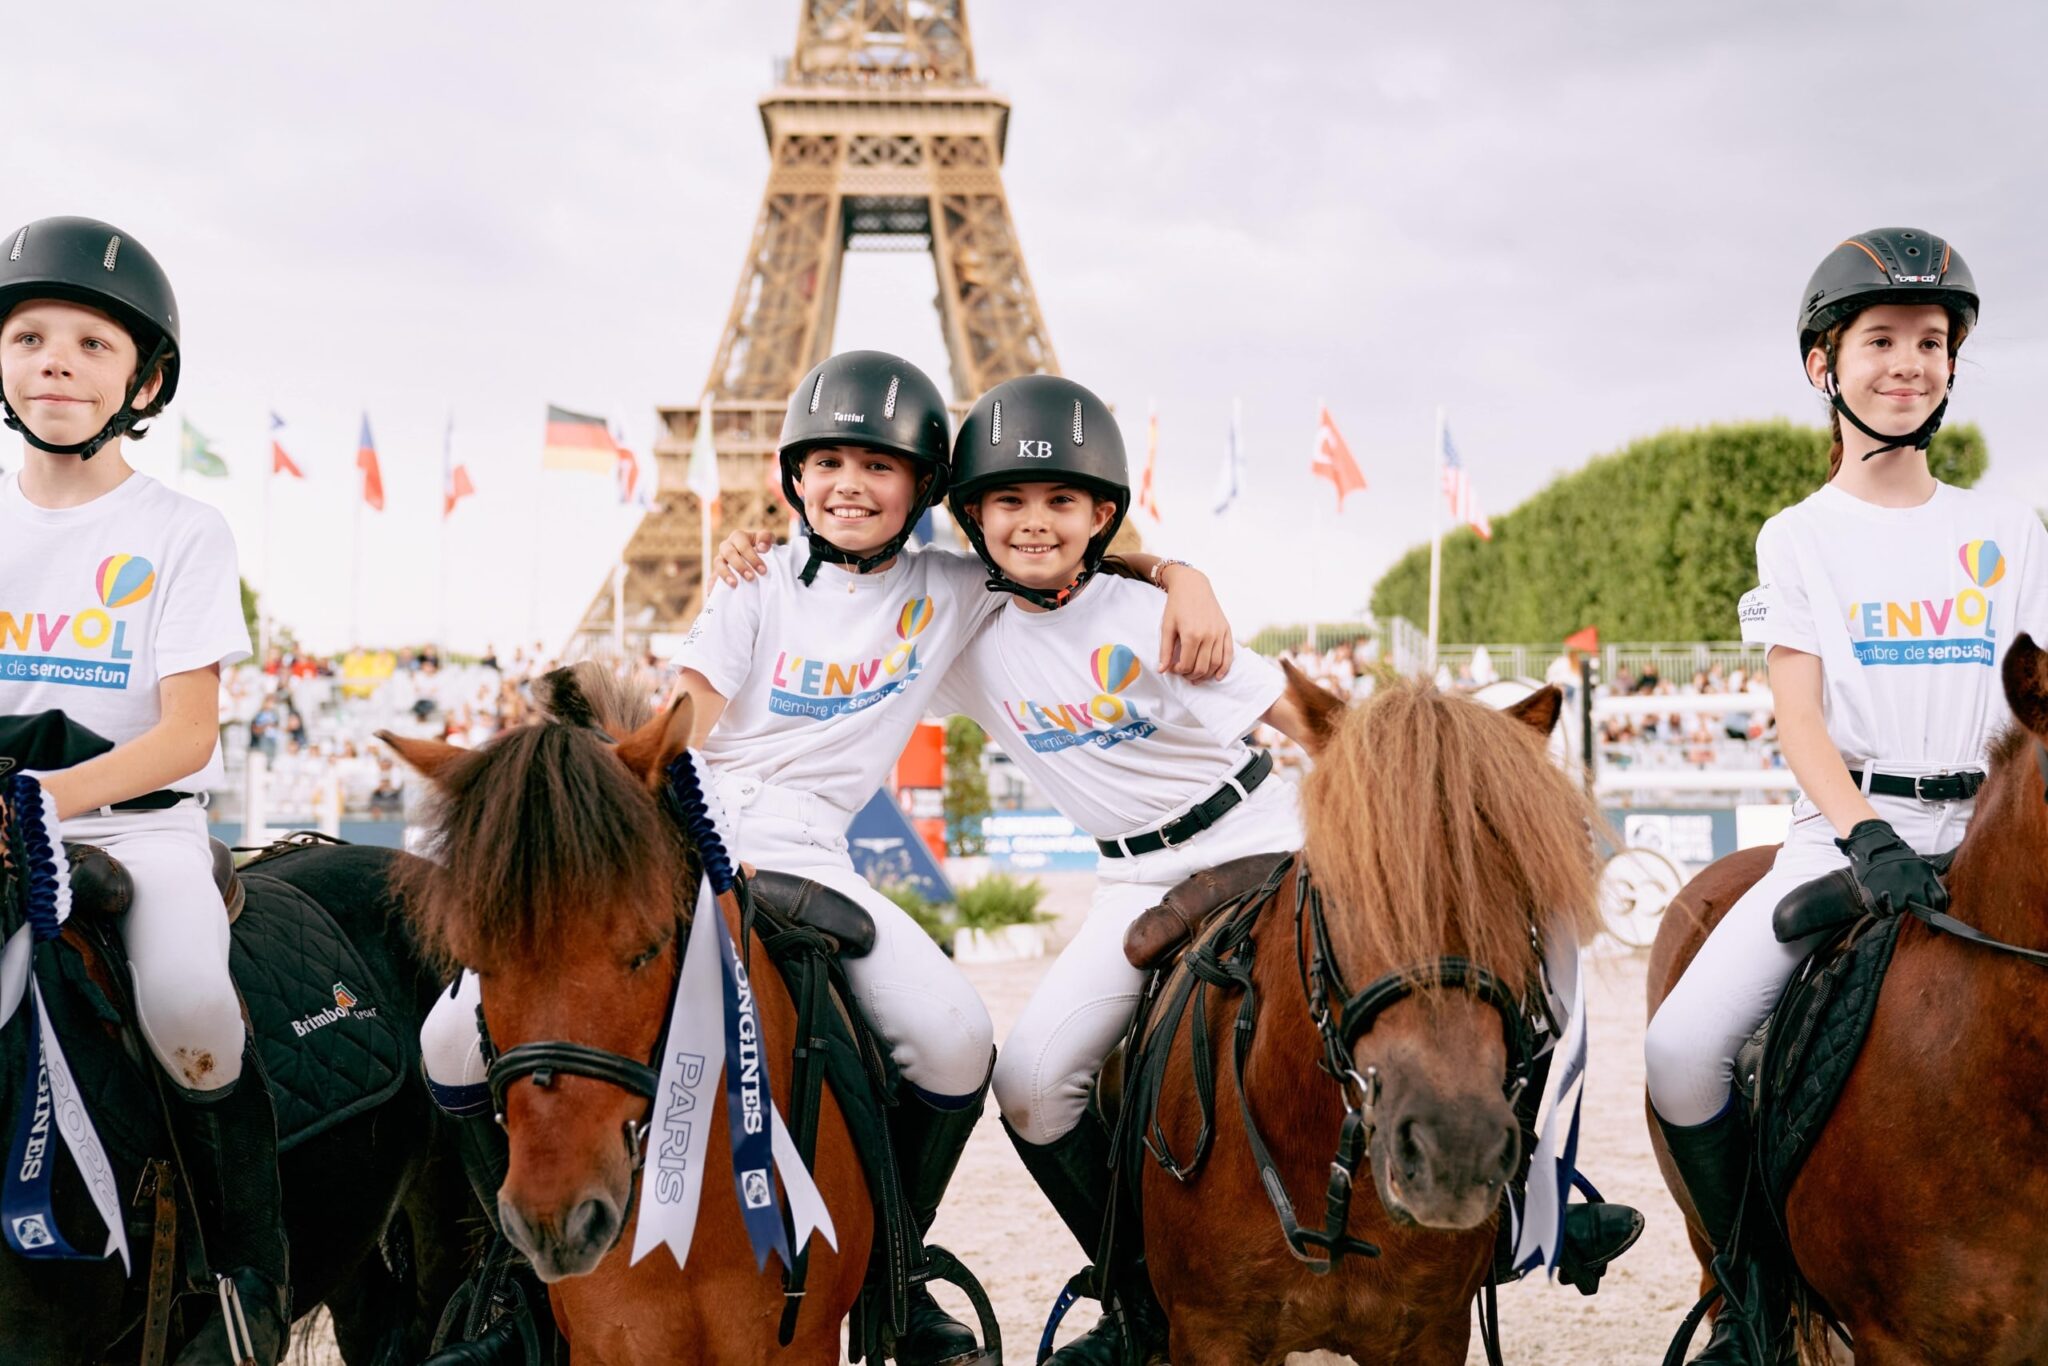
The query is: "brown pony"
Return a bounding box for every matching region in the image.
[1139,671,1604,1364]
[1648,633,2048,1364]
[382,664,872,1365]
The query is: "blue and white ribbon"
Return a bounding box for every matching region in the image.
[0,776,128,1273]
[630,752,835,1273]
[1509,921,1587,1279]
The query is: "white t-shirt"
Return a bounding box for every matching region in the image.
[1738,481,2048,770]
[935,574,1285,839]
[0,471,250,791]
[674,540,1003,820]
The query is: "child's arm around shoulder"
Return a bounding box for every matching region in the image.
[1104,554,1234,683]
[37,667,220,819]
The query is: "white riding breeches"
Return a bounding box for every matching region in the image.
[62,804,245,1096]
[1644,787,1973,1127]
[994,775,1305,1146]
[421,773,996,1112]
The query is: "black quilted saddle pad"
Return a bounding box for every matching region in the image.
[231,868,409,1152]
[1756,913,1904,1207]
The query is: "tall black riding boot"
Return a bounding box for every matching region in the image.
[1658,1105,1769,1366]
[423,1113,560,1366]
[890,1065,993,1366]
[171,1041,291,1366]
[1006,1112,1166,1366]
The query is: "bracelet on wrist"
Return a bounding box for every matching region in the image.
[1149,557,1192,588]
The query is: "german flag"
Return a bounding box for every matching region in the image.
[542,405,619,474]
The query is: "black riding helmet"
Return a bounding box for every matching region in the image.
[0,217,181,461]
[1797,228,1978,462]
[949,374,1128,610]
[778,350,952,584]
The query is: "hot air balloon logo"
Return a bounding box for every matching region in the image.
[897,596,934,640]
[1958,540,2006,589]
[95,554,156,609]
[1087,644,1143,724]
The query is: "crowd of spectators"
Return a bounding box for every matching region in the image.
[212,641,680,820]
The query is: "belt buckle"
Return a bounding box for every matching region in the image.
[1913,771,1949,802]
[1158,820,1189,850]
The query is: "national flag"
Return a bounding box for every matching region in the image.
[179,419,228,478]
[1212,399,1242,517]
[542,405,619,474]
[614,423,645,507]
[442,413,474,519]
[1136,401,1161,522]
[687,394,720,506]
[356,414,385,512]
[1440,424,1491,540]
[1311,405,1366,509]
[1563,625,1600,654]
[269,411,303,479]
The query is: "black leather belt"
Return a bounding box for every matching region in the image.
[109,789,195,812]
[1099,750,1273,859]
[1847,769,1985,802]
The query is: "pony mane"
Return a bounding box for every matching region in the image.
[1301,676,1604,988]
[397,662,688,972]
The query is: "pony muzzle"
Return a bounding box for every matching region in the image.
[1370,1092,1518,1231]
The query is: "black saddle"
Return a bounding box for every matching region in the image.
[746,869,877,958]
[66,837,244,923]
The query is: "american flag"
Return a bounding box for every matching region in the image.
[1440,424,1491,540]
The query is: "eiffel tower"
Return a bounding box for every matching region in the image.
[576,0,1064,651]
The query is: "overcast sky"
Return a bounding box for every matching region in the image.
[8,1,2046,654]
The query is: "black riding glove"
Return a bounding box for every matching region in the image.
[1836,819,1948,918]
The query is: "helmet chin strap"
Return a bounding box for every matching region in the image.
[797,525,917,585]
[981,562,1097,612]
[1824,347,1952,461]
[0,337,169,463]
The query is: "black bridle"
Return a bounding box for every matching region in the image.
[1135,857,1543,1275]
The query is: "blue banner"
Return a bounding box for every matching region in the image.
[715,909,789,1271]
[3,995,84,1260]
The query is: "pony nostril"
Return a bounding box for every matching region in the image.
[1487,1126,1519,1184]
[566,1196,618,1253]
[1395,1117,1430,1181]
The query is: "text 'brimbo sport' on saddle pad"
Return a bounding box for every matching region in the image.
[1741,913,1903,1210]
[232,861,409,1152]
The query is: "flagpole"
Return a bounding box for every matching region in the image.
[1310,398,1324,656]
[351,474,363,650]
[260,433,273,665]
[1426,405,1445,676]
[438,412,451,654]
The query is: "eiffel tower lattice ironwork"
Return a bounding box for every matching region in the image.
[576,0,1065,651]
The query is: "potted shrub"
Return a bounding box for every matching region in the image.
[951,873,1052,963]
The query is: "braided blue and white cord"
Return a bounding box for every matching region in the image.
[6,773,71,942]
[664,751,736,896]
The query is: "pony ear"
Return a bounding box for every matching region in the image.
[375,730,467,786]
[1504,685,1565,737]
[615,694,695,791]
[2002,633,2048,738]
[1280,657,1347,755]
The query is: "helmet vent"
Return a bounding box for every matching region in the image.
[989,400,1002,445]
[808,372,825,414]
[884,374,900,419]
[1071,400,1084,445]
[102,236,121,271]
[7,228,24,262]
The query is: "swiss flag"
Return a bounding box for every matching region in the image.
[356,414,385,512]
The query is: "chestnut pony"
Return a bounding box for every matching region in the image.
[1648,633,2048,1364]
[1138,674,1603,1364]
[384,665,871,1365]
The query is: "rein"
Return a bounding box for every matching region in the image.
[1890,739,2048,970]
[1130,856,1539,1276]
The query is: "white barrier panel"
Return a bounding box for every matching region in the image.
[1595,768,1798,793]
[1736,802,1797,848]
[1593,691,1773,718]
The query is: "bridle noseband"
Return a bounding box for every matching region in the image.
[481,1004,667,1169]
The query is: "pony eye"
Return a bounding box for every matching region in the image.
[628,932,671,972]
